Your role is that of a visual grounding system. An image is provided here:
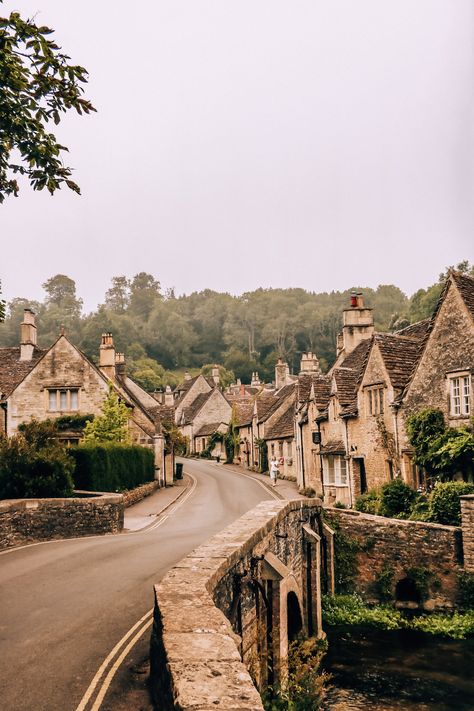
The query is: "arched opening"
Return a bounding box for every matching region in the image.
[287,591,303,642]
[395,576,421,603]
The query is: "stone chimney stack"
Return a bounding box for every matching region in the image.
[115,352,126,377]
[275,358,290,390]
[20,308,37,361]
[212,364,220,386]
[184,371,192,381]
[299,352,321,375]
[99,333,116,379]
[164,385,174,407]
[251,371,261,387]
[341,292,374,355]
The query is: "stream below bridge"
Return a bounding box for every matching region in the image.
[321,627,474,710]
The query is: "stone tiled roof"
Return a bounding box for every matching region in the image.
[451,271,474,321]
[320,439,346,454]
[374,333,425,390]
[181,392,212,424]
[0,347,46,400]
[256,391,278,420]
[259,383,296,423]
[194,422,226,437]
[297,373,331,410]
[118,375,160,412]
[265,401,295,440]
[233,400,254,427]
[332,339,372,416]
[395,319,431,340]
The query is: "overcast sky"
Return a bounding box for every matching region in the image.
[1,0,473,312]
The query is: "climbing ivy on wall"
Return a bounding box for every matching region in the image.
[255,438,268,473]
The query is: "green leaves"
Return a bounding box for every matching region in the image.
[0,7,96,202]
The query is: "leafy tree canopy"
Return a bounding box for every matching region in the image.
[0,2,95,202]
[83,384,130,443]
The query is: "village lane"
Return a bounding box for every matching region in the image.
[0,459,275,711]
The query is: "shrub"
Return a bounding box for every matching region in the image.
[70,443,154,492]
[428,481,474,526]
[322,594,403,630]
[333,530,361,594]
[458,572,474,611]
[379,479,418,518]
[0,420,74,498]
[375,565,394,602]
[408,496,432,521]
[355,489,381,515]
[333,500,347,509]
[299,486,316,498]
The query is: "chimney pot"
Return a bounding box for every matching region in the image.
[20,308,37,361]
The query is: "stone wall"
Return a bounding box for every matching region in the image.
[0,492,124,550]
[122,480,159,508]
[324,507,463,609]
[461,495,474,573]
[150,499,323,711]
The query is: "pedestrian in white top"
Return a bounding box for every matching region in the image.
[270,457,279,487]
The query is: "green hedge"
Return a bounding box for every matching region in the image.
[70,444,154,492]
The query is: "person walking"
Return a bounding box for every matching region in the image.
[270,456,279,487]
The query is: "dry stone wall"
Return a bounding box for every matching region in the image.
[461,495,474,572]
[324,507,463,609]
[0,492,124,550]
[122,480,159,508]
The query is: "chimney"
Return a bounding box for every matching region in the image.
[341,292,374,355]
[212,364,220,386]
[299,352,321,374]
[240,383,246,396]
[184,371,192,381]
[164,385,174,407]
[115,352,126,377]
[99,333,116,379]
[275,358,290,390]
[153,389,164,404]
[20,308,37,361]
[251,371,261,387]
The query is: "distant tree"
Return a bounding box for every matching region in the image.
[83,384,130,443]
[0,3,95,202]
[43,274,82,316]
[129,273,162,320]
[201,363,235,389]
[105,276,130,313]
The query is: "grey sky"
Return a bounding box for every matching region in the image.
[1,0,473,312]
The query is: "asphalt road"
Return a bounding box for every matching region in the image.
[0,459,274,711]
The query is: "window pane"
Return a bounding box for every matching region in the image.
[339,457,348,485]
[49,390,57,411]
[70,389,79,410]
[379,389,384,414]
[463,377,470,415]
[328,457,335,484]
[451,378,461,415]
[60,391,67,410]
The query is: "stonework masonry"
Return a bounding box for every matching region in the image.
[324,507,464,609]
[122,480,160,508]
[0,492,124,550]
[461,495,474,573]
[150,499,324,711]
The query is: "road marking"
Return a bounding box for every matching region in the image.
[74,610,153,711]
[0,473,198,557]
[72,471,198,710]
[89,618,154,711]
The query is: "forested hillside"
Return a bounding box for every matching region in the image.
[1,262,472,390]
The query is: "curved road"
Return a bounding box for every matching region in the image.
[0,459,275,711]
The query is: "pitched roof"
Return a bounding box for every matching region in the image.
[259,383,296,423]
[297,373,331,410]
[320,439,346,454]
[451,271,474,321]
[395,319,431,340]
[232,400,254,427]
[374,333,425,390]
[332,339,372,416]
[181,391,212,424]
[194,422,226,437]
[265,400,295,439]
[0,347,46,400]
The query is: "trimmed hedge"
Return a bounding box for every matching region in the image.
[70,444,154,492]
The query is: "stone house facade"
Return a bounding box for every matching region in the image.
[0,311,167,483]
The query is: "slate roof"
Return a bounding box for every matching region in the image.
[451,271,474,321]
[297,373,332,410]
[233,400,254,427]
[395,319,431,340]
[332,339,372,416]
[265,400,295,439]
[256,390,278,420]
[0,346,46,400]
[259,383,296,423]
[320,439,346,454]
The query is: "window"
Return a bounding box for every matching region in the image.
[366,386,384,416]
[323,455,348,486]
[449,375,471,416]
[48,388,79,412]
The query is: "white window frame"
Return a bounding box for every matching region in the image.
[449,373,471,417]
[323,455,348,486]
[47,388,80,412]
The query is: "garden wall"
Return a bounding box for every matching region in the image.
[122,480,160,508]
[0,492,124,550]
[324,507,464,609]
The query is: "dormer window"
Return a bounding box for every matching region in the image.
[366,386,384,416]
[449,374,470,417]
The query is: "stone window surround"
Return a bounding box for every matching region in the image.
[447,370,471,418]
[322,454,348,487]
[47,387,80,412]
[364,382,385,416]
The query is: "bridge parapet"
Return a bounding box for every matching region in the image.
[150,498,326,711]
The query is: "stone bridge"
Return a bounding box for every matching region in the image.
[150,498,332,711]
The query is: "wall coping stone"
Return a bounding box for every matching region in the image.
[0,491,123,513]
[324,505,461,532]
[151,497,322,710]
